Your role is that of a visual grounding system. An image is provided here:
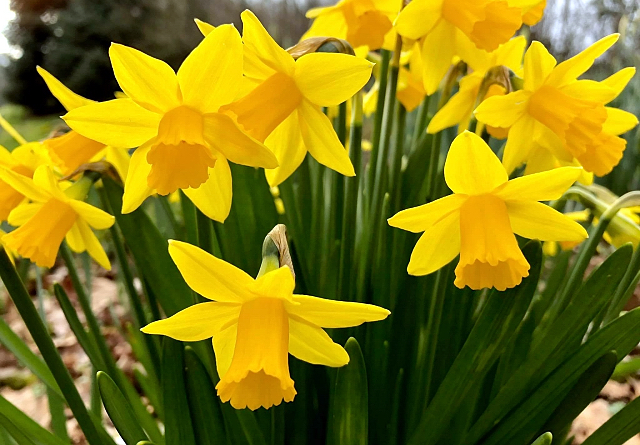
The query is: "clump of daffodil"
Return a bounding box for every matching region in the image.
[199,11,373,187]
[142,238,389,410]
[427,36,526,136]
[394,0,529,95]
[0,165,115,269]
[63,24,278,222]
[475,35,638,177]
[301,0,399,54]
[0,141,50,221]
[388,131,588,291]
[37,67,130,181]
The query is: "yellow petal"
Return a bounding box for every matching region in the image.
[394,0,442,40]
[65,222,85,253]
[141,302,241,341]
[501,116,537,174]
[507,201,588,242]
[420,20,456,95]
[7,203,41,227]
[523,41,556,92]
[288,295,389,328]
[600,67,636,98]
[168,239,253,303]
[183,156,232,223]
[298,100,355,177]
[264,112,307,187]
[194,18,215,36]
[407,210,461,276]
[547,34,619,88]
[495,166,581,201]
[202,112,278,169]
[32,165,67,201]
[444,131,508,195]
[213,323,237,377]
[294,53,373,107]
[68,200,115,230]
[252,266,295,301]
[63,98,160,148]
[103,146,131,182]
[109,43,181,114]
[494,35,527,72]
[122,143,155,214]
[603,108,639,135]
[37,66,94,111]
[76,218,111,270]
[0,166,49,203]
[288,316,349,367]
[474,90,530,128]
[388,194,467,233]
[427,82,477,134]
[178,24,243,114]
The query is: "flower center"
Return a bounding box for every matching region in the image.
[146,106,215,195]
[216,298,296,410]
[455,194,530,290]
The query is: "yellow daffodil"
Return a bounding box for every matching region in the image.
[0,141,50,221]
[388,131,588,291]
[0,165,115,269]
[301,0,399,53]
[475,35,638,177]
[37,67,130,181]
[427,36,526,135]
[62,24,278,222]
[142,240,390,410]
[394,0,527,94]
[542,209,590,256]
[206,10,372,187]
[520,0,546,26]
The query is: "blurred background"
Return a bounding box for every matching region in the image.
[0,0,637,177]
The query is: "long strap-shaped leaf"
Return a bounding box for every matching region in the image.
[581,389,640,445]
[98,371,149,445]
[0,394,69,445]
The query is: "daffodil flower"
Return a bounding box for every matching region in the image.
[0,141,50,221]
[301,0,399,53]
[475,35,638,177]
[388,131,588,291]
[205,10,372,187]
[0,165,115,269]
[542,209,590,256]
[427,36,526,135]
[394,0,525,94]
[142,240,390,410]
[37,67,130,181]
[520,0,546,26]
[62,24,278,222]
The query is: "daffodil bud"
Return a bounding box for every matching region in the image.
[287,37,355,59]
[259,224,294,278]
[474,66,512,109]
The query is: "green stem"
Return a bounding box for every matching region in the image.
[367,49,392,194]
[0,249,109,445]
[425,131,442,201]
[410,96,431,155]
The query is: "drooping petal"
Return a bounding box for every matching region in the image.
[37,66,94,111]
[0,167,49,202]
[122,143,155,214]
[109,43,181,114]
[252,266,295,301]
[168,240,254,303]
[202,112,278,169]
[523,41,556,92]
[507,201,588,241]
[288,295,389,328]
[407,210,461,276]
[474,90,530,128]
[213,323,237,377]
[63,99,160,148]
[183,156,232,223]
[264,112,307,187]
[394,0,443,40]
[68,200,115,230]
[546,34,619,88]
[294,53,373,107]
[298,100,355,177]
[388,194,467,233]
[7,203,41,227]
[495,166,581,201]
[65,222,85,253]
[427,79,478,133]
[420,20,456,95]
[141,302,241,341]
[444,131,508,195]
[501,116,537,174]
[76,218,111,270]
[288,315,350,367]
[178,24,243,114]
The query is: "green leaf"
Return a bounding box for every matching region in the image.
[532,432,552,445]
[0,414,37,445]
[162,338,196,445]
[0,394,69,445]
[184,347,227,445]
[102,178,192,316]
[407,241,542,445]
[582,387,640,445]
[97,371,149,445]
[327,337,368,445]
